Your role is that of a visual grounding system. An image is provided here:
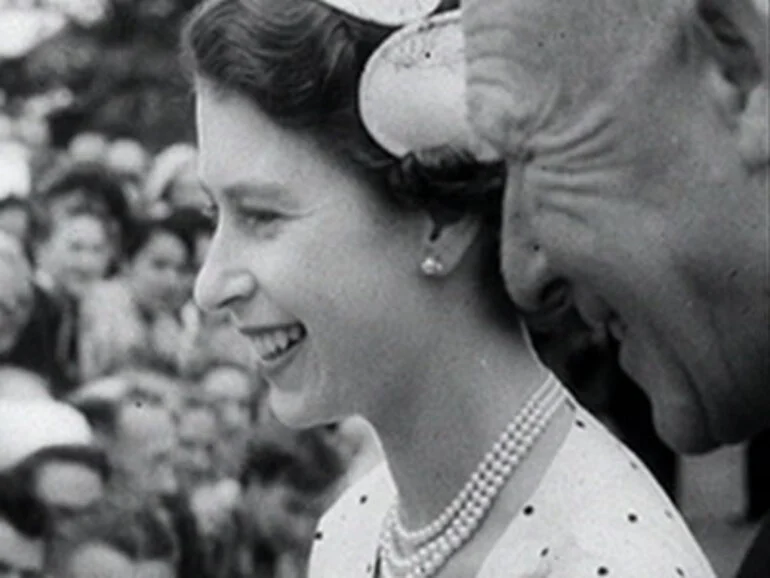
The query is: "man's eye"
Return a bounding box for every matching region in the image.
[699,4,747,50]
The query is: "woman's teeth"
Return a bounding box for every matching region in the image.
[252,324,306,362]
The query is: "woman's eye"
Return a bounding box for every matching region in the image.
[238,208,282,229]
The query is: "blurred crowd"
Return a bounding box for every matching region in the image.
[0,112,384,578]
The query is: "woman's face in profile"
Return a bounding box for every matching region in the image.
[193,80,430,430]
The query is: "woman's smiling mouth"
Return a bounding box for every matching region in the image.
[241,323,307,364]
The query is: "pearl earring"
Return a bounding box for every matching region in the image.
[420,256,444,276]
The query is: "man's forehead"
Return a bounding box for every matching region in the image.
[462,0,682,150]
[119,405,174,440]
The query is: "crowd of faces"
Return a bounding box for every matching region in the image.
[0,129,363,578]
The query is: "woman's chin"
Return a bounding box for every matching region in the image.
[266,386,327,431]
[261,345,341,429]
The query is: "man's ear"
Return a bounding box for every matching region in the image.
[695,0,768,166]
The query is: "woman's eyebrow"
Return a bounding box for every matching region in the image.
[200,180,298,208]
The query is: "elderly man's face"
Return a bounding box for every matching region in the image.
[113,405,178,498]
[463,0,768,452]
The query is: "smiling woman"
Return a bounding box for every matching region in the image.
[181,1,717,577]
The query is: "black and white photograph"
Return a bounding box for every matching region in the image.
[0,0,767,576]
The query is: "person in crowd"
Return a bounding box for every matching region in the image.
[73,394,209,578]
[55,501,178,578]
[200,364,253,437]
[78,213,195,379]
[183,1,716,575]
[176,396,220,491]
[0,232,35,361]
[0,232,69,393]
[0,398,101,564]
[238,417,345,578]
[0,471,49,578]
[0,398,93,473]
[0,194,35,247]
[35,211,114,301]
[12,444,109,529]
[73,397,178,501]
[36,161,133,257]
[67,132,109,165]
[104,137,151,212]
[9,444,110,573]
[0,399,102,573]
[458,0,767,573]
[32,210,113,392]
[199,363,255,479]
[144,143,208,216]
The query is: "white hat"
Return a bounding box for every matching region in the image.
[0,399,94,471]
[359,10,471,157]
[324,6,497,160]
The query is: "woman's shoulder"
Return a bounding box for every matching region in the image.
[478,405,716,577]
[308,462,394,578]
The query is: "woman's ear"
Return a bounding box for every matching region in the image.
[420,212,482,276]
[695,0,769,167]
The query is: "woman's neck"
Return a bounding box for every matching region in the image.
[368,322,556,531]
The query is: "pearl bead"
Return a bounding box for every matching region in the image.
[380,378,565,578]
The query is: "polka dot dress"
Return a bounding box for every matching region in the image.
[309,401,716,578]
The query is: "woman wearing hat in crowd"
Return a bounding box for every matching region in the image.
[184,1,716,576]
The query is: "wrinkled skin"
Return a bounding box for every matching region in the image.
[462,0,768,452]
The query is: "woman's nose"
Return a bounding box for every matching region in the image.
[194,241,257,314]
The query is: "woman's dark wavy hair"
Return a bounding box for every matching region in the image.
[182,0,518,322]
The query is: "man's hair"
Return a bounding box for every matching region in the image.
[0,470,49,539]
[33,207,113,250]
[38,161,130,222]
[73,397,121,439]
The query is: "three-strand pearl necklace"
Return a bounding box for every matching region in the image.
[378,376,564,578]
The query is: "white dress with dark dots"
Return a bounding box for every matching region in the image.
[309,403,716,578]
